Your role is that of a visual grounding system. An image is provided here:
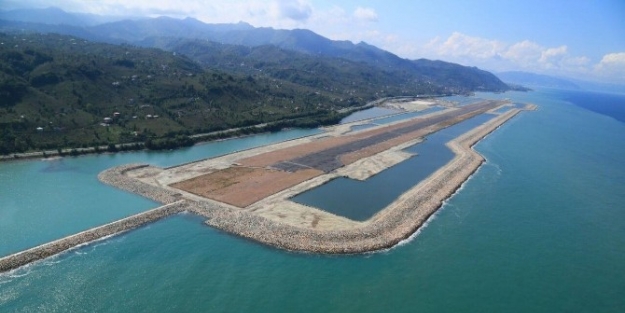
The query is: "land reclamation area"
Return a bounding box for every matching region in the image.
[170,100,499,207]
[0,98,536,272]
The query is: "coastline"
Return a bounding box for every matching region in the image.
[0,102,535,272]
[0,99,382,163]
[0,95,458,163]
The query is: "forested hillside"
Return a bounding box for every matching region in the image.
[0,10,516,155]
[0,12,512,94]
[0,33,359,154]
[141,38,446,97]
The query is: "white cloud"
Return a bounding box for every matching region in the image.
[540,46,567,62]
[594,52,625,82]
[272,0,312,21]
[8,1,622,83]
[4,0,315,25]
[427,32,505,59]
[418,32,625,83]
[353,7,378,22]
[596,52,625,68]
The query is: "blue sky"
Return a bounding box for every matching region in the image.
[4,0,625,83]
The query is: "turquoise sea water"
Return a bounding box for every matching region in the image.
[339,107,398,124]
[373,106,444,125]
[1,89,625,312]
[0,129,319,256]
[345,106,444,135]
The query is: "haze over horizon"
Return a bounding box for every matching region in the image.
[2,0,624,85]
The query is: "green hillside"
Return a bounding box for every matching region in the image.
[142,38,446,97]
[1,13,512,94]
[0,33,357,154]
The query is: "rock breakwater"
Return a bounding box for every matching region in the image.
[98,164,182,204]
[0,201,187,273]
[177,108,525,254]
[1,104,531,272]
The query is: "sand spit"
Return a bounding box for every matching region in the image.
[0,101,534,272]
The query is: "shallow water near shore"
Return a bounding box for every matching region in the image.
[0,129,319,256]
[2,89,625,312]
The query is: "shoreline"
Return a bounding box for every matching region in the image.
[0,94,478,163]
[0,102,535,272]
[0,97,394,163]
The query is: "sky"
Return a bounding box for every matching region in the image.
[3,0,625,84]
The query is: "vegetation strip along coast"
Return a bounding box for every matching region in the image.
[0,101,535,272]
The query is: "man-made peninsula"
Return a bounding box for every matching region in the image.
[0,99,536,272]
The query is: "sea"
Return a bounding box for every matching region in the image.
[1,88,624,312]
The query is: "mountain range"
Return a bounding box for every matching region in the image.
[496,71,580,90]
[0,7,511,94]
[0,7,518,154]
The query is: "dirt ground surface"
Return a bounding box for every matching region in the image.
[383,99,435,111]
[171,167,323,207]
[86,99,536,257]
[171,100,500,208]
[3,98,534,272]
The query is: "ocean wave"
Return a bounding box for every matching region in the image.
[41,259,62,266]
[0,263,33,281]
[69,232,121,255]
[372,161,485,255]
[491,163,502,176]
[8,271,31,278]
[368,211,440,256]
[395,213,439,248]
[2,232,125,279]
[0,288,19,304]
[0,278,13,285]
[448,163,483,199]
[14,233,122,278]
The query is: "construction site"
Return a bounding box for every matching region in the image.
[0,97,537,272]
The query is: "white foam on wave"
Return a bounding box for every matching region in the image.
[0,262,33,281]
[0,232,125,280]
[491,163,502,177]
[69,232,122,255]
[8,271,30,279]
[372,161,486,255]
[482,154,503,175]
[449,161,483,198]
[41,259,62,266]
[365,210,441,256]
[0,285,19,303]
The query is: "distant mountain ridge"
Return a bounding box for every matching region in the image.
[138,37,445,98]
[91,16,509,92]
[0,7,510,93]
[0,7,88,26]
[496,71,580,90]
[0,7,131,26]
